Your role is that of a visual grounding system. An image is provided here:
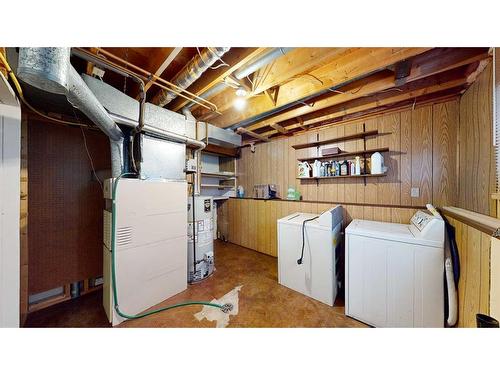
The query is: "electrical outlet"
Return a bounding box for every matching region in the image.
[410,187,420,198]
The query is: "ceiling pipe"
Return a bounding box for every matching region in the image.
[182,47,294,111]
[151,47,231,107]
[17,47,125,177]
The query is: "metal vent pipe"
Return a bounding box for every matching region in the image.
[17,47,125,177]
[151,47,230,107]
[182,47,294,111]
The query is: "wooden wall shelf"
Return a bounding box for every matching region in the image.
[292,130,379,150]
[297,173,386,180]
[297,147,389,162]
[201,171,236,179]
[201,184,235,189]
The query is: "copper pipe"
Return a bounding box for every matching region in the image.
[74,48,219,113]
[79,47,219,112]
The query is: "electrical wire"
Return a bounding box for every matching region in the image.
[111,173,227,320]
[297,216,319,265]
[80,125,103,191]
[196,47,229,70]
[206,47,230,69]
[0,50,94,128]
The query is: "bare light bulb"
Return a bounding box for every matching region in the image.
[235,87,247,97]
[233,97,247,111]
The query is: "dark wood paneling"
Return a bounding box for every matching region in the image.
[411,105,433,206]
[28,120,110,294]
[237,101,459,209]
[458,63,495,216]
[433,101,459,207]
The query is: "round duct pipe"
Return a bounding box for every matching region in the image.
[17,47,71,95]
[151,47,231,107]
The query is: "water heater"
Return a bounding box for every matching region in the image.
[188,196,215,283]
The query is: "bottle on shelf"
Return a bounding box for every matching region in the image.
[355,156,361,175]
[340,160,348,176]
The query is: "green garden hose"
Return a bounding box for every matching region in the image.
[110,174,226,320]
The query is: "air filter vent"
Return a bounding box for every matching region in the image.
[116,226,133,247]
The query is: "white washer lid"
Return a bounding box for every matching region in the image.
[278,212,331,231]
[346,219,443,248]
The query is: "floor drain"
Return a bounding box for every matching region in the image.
[221,303,233,313]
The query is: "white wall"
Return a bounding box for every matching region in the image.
[0,76,21,327]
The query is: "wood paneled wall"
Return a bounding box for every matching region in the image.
[458,63,495,216]
[28,119,110,295]
[237,100,459,208]
[445,215,491,328]
[222,198,418,257]
[228,100,461,258]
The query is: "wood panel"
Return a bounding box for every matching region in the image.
[433,101,459,207]
[411,105,433,206]
[458,63,495,215]
[226,198,419,258]
[236,100,459,209]
[28,119,110,294]
[445,216,491,327]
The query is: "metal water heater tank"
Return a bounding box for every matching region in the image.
[188,196,214,283]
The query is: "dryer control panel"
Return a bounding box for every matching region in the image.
[410,211,435,231]
[409,204,444,243]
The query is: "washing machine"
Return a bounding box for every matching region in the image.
[345,204,445,327]
[277,206,343,306]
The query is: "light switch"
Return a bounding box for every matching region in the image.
[411,187,420,198]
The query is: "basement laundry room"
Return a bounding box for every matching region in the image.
[2,43,500,331]
[0,46,500,328]
[2,39,500,331]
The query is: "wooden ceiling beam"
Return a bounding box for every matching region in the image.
[85,47,99,75]
[195,47,431,126]
[261,74,468,137]
[270,123,288,134]
[236,127,269,142]
[244,47,489,132]
[168,48,269,112]
[142,47,182,95]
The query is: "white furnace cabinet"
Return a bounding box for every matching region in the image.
[103,178,188,326]
[277,207,343,306]
[345,216,444,328]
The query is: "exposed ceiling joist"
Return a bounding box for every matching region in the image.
[270,123,288,134]
[195,47,352,121]
[142,47,182,95]
[85,47,99,75]
[297,117,308,130]
[244,48,489,133]
[236,127,269,142]
[198,47,432,126]
[261,74,467,137]
[168,48,269,112]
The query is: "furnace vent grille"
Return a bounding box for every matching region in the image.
[116,226,133,247]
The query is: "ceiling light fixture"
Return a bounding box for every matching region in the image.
[235,87,247,97]
[234,97,247,111]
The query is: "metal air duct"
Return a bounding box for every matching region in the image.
[17,47,125,177]
[151,47,230,107]
[182,47,294,110]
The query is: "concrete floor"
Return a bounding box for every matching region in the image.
[25,241,367,328]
